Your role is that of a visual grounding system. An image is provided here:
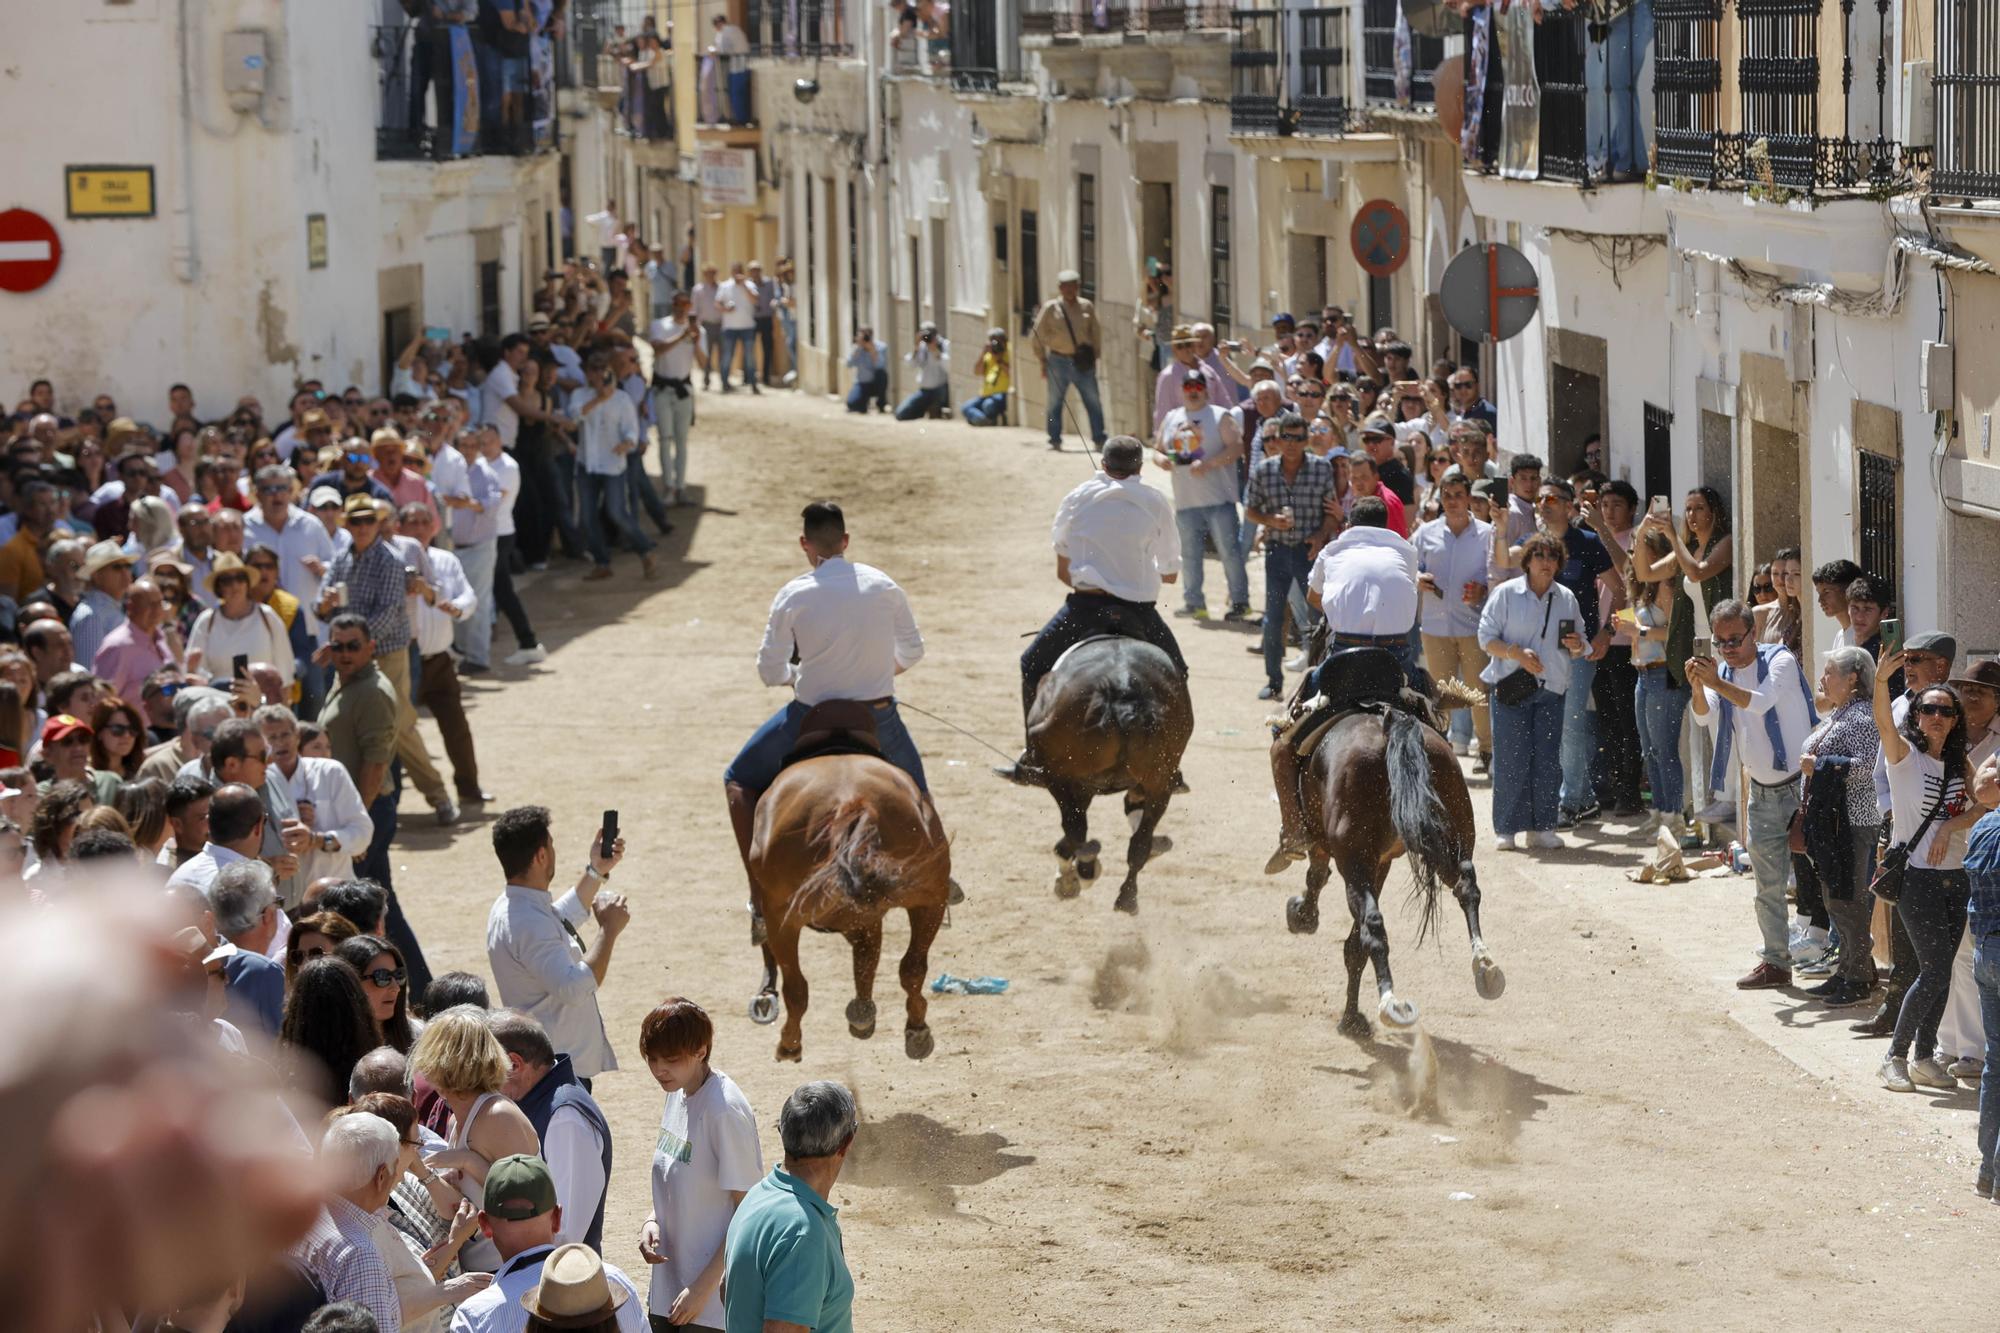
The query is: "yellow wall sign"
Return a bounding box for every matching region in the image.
[66,166,155,219]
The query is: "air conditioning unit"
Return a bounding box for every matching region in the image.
[1921,340,1954,414]
[1903,60,1935,149]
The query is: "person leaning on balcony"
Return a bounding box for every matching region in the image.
[1031,270,1107,453]
[961,330,1012,427]
[408,0,478,157]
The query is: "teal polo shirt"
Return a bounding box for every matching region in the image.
[724,1165,854,1333]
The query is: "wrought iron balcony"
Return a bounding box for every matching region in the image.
[1229,5,1356,137]
[1361,0,1440,107]
[1230,9,1283,134]
[747,0,852,58]
[1652,0,1723,183]
[1935,0,2000,201]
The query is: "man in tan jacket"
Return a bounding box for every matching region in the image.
[1030,269,1107,452]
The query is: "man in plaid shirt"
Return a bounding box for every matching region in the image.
[294,1112,405,1331]
[1243,411,1340,701]
[318,494,455,824]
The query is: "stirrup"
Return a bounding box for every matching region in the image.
[1263,842,1307,875]
[992,759,1048,788]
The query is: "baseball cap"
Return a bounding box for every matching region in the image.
[41,714,92,746]
[1359,413,1395,437]
[527,313,552,331]
[1271,312,1295,327]
[483,1154,558,1221]
[1180,372,1207,389]
[307,485,343,511]
[1905,631,1958,664]
[1056,268,1081,284]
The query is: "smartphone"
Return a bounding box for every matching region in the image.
[1883,617,1903,655]
[424,325,452,343]
[600,809,619,852]
[232,653,249,680]
[1649,495,1671,518]
[1693,635,1712,658]
[1558,618,1576,642]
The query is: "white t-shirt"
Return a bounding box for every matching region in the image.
[648,1070,763,1329]
[481,359,521,447]
[491,449,521,538]
[648,317,700,380]
[1887,748,1972,870]
[716,278,758,331]
[186,603,295,684]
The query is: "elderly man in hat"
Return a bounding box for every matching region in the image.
[1031,268,1107,451]
[1150,324,1229,433]
[894,320,952,421]
[450,1155,646,1333]
[66,539,138,668]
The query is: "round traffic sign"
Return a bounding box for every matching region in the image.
[1439,242,1540,343]
[1351,199,1409,279]
[0,209,62,294]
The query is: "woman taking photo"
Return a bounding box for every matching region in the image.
[410,1007,541,1273]
[1797,646,1884,1006]
[1874,651,1982,1091]
[1628,530,1688,835]
[278,955,378,1101]
[88,696,148,803]
[1634,488,1733,815]
[185,553,293,684]
[636,997,761,1332]
[335,934,421,1054]
[1478,532,1586,851]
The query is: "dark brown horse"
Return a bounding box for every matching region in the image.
[1024,637,1193,913]
[1273,656,1502,1038]
[749,752,951,1061]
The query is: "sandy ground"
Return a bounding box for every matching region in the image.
[396,386,1992,1331]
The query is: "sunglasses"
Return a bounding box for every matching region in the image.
[256,484,290,496]
[249,561,278,572]
[1713,632,1750,650]
[346,514,378,525]
[1916,702,1960,718]
[291,944,330,964]
[329,640,368,654]
[101,723,137,737]
[1296,389,1325,399]
[1278,432,1307,442]
[362,967,407,989]
[1750,581,1775,595]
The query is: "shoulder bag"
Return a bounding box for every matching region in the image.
[1057,302,1097,375]
[1492,591,1555,707]
[1868,790,1948,905]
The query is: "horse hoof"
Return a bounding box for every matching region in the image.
[1113,886,1139,914]
[1379,993,1419,1029]
[1076,858,1100,882]
[1143,834,1173,861]
[1337,1011,1372,1040]
[1054,861,1081,899]
[748,992,780,1026]
[1286,896,1319,935]
[776,1042,803,1062]
[846,998,877,1039]
[1473,954,1507,1001]
[905,1025,935,1060]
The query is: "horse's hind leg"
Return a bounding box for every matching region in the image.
[1051,784,1098,899]
[899,902,946,1059]
[1348,865,1417,1030]
[1455,859,1506,1000]
[769,921,808,1062]
[843,922,883,1039]
[1338,920,1370,1039]
[1113,790,1170,914]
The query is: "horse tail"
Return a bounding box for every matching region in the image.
[1384,709,1449,943]
[790,799,902,919]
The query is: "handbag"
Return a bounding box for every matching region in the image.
[1868,793,1948,905]
[1492,590,1556,707]
[1057,301,1097,375]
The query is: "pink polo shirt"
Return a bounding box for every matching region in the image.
[370,467,440,528]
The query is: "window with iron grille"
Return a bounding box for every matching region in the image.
[1361,0,1442,105]
[1020,209,1041,335]
[1935,0,2000,200]
[1735,0,1821,193]
[1653,0,1723,183]
[479,260,501,340]
[1296,7,1352,135]
[1078,175,1098,300]
[1209,187,1232,331]
[1858,450,1899,599]
[1643,403,1674,506]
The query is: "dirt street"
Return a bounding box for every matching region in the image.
[399,389,1989,1331]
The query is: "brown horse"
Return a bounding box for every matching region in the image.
[1273,652,1503,1038]
[749,751,951,1062]
[1025,637,1193,913]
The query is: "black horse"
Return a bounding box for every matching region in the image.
[1018,637,1194,913]
[1270,648,1503,1037]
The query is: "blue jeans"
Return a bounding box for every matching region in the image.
[961,392,1007,426]
[724,699,926,794]
[1045,353,1106,446]
[1260,543,1314,689]
[1586,0,1654,176]
[846,372,888,412]
[1174,503,1249,612]
[452,538,496,669]
[1491,688,1564,836]
[625,448,670,530]
[719,327,758,385]
[895,384,949,420]
[1974,924,2000,1181]
[726,68,752,125]
[1560,653,1599,811]
[579,469,653,567]
[1745,776,1800,968]
[778,307,797,377]
[1634,668,1689,815]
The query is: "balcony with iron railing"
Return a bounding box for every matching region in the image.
[1229,6,1359,137]
[1023,0,1238,95]
[1934,0,2000,202]
[1022,0,1234,39]
[1650,0,1928,197]
[1360,0,1441,108]
[746,0,853,58]
[374,23,565,160]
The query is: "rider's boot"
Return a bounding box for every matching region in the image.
[725,780,767,944]
[992,750,1050,787]
[1264,736,1310,874]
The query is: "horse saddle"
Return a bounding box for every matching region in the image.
[1048,633,1127,676]
[782,700,883,770]
[1313,647,1407,713]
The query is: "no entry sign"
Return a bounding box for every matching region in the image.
[1351,199,1410,279]
[0,209,62,293]
[1440,242,1540,343]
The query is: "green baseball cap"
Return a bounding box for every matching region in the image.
[483,1154,557,1221]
